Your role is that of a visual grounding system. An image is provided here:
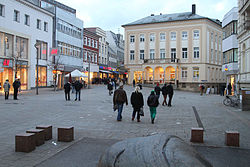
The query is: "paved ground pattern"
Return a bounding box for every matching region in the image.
[0,85,250,167]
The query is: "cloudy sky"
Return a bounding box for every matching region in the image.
[59,0,237,34]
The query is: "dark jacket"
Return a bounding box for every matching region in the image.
[130,91,144,109]
[166,84,174,95]
[154,86,161,95]
[107,83,113,90]
[147,92,159,107]
[13,80,20,89]
[113,88,128,105]
[74,81,83,91]
[161,85,168,95]
[64,82,71,93]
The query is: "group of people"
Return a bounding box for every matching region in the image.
[113,82,174,124]
[64,80,83,101]
[3,79,21,100]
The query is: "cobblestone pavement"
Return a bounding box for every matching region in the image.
[0,85,250,167]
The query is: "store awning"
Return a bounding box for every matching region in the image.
[99,70,112,74]
[112,71,119,74]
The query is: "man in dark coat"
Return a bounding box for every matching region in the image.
[64,82,71,101]
[74,80,83,101]
[166,82,174,107]
[13,79,20,100]
[161,83,168,106]
[107,81,113,96]
[154,82,161,99]
[113,85,128,121]
[130,86,144,122]
[227,84,232,95]
[147,90,159,124]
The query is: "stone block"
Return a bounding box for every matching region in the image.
[225,131,239,147]
[15,133,36,153]
[58,127,74,142]
[190,127,204,143]
[26,129,45,146]
[36,125,52,140]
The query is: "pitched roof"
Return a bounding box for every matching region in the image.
[122,12,221,27]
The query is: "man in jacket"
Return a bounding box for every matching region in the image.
[113,85,128,121]
[161,83,168,106]
[13,79,20,100]
[107,81,113,96]
[74,80,83,101]
[154,83,161,99]
[130,86,144,122]
[64,82,71,101]
[147,90,159,124]
[3,79,10,100]
[166,82,174,107]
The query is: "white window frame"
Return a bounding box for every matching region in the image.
[181,68,187,78]
[37,19,41,29]
[182,48,188,59]
[130,35,135,43]
[193,68,199,79]
[182,31,188,40]
[160,49,165,59]
[193,30,199,39]
[84,37,87,45]
[140,50,144,60]
[14,10,20,22]
[44,22,48,32]
[170,32,176,41]
[211,49,213,62]
[140,34,145,42]
[24,14,30,26]
[150,34,155,42]
[0,4,5,17]
[160,33,166,41]
[150,49,155,59]
[171,48,176,62]
[130,50,135,60]
[193,47,199,59]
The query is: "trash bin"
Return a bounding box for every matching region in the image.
[241,88,250,111]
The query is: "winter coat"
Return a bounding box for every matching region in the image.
[130,91,144,110]
[64,83,71,93]
[3,81,10,92]
[154,86,161,95]
[113,88,128,105]
[147,93,159,107]
[74,81,83,91]
[161,85,168,95]
[166,84,174,95]
[107,83,113,90]
[13,80,20,89]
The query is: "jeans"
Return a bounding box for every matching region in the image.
[162,95,167,105]
[168,94,173,106]
[65,92,70,101]
[75,91,81,101]
[132,108,140,120]
[14,88,18,100]
[5,92,9,100]
[117,103,124,121]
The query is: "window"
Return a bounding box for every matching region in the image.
[88,38,90,46]
[223,48,238,64]
[160,49,165,59]
[14,10,20,22]
[150,49,155,59]
[16,36,28,59]
[160,33,166,41]
[182,48,187,59]
[37,41,47,60]
[193,30,199,39]
[37,19,41,29]
[140,34,145,42]
[130,50,135,60]
[215,34,217,43]
[150,34,155,42]
[223,21,237,39]
[215,50,217,63]
[92,39,94,47]
[211,32,213,42]
[84,37,87,45]
[44,22,48,32]
[171,48,176,62]
[0,4,5,17]
[211,49,213,62]
[2,33,14,57]
[171,32,176,40]
[95,41,98,48]
[182,31,188,40]
[130,35,135,43]
[140,50,144,60]
[24,14,30,26]
[193,68,199,79]
[181,68,187,78]
[193,47,199,58]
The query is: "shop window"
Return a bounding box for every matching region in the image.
[35,66,47,87]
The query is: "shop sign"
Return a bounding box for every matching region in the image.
[0,59,13,68]
[50,48,59,56]
[0,68,4,72]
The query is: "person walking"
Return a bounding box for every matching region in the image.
[64,82,71,101]
[13,79,20,100]
[227,83,232,95]
[3,79,10,100]
[107,81,113,96]
[154,82,161,99]
[133,79,136,87]
[130,86,144,122]
[161,83,168,106]
[166,82,174,107]
[147,90,159,124]
[199,84,205,96]
[113,84,128,121]
[74,80,83,101]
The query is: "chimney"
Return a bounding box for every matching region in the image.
[192,4,196,15]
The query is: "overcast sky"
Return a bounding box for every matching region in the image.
[59,0,237,35]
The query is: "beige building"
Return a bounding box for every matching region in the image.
[238,0,250,89]
[122,5,225,92]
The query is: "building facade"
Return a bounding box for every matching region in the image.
[0,0,53,92]
[122,5,225,92]
[238,0,250,89]
[222,7,239,95]
[83,28,100,83]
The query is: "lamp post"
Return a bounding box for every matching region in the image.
[34,42,41,95]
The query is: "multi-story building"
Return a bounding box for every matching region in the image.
[40,0,84,89]
[122,4,225,92]
[238,0,250,89]
[0,0,54,91]
[85,27,109,78]
[83,28,100,82]
[222,7,239,95]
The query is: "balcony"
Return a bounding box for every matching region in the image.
[144,58,179,64]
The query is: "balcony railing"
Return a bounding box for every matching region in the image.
[144,58,179,64]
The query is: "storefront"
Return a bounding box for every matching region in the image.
[35,65,47,87]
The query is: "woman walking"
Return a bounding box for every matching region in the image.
[130,86,144,122]
[147,90,159,124]
[3,79,10,100]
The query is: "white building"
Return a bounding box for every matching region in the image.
[222,7,239,95]
[0,0,54,91]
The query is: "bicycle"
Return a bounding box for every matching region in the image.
[223,95,240,107]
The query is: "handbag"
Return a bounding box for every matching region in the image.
[139,107,144,116]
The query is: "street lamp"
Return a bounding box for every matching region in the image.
[34,41,41,95]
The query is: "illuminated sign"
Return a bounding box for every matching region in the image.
[50,48,59,56]
[3,59,10,66]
